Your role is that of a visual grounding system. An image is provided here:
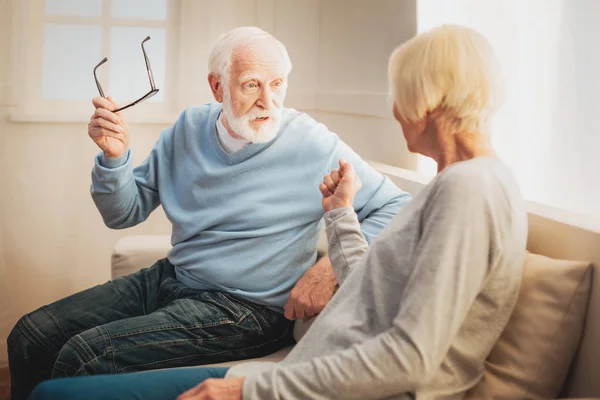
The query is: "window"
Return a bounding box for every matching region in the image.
[417,0,600,219]
[10,0,180,122]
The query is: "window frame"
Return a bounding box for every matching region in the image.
[8,0,181,123]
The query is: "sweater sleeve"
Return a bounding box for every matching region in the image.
[242,175,498,400]
[90,119,177,229]
[324,207,368,284]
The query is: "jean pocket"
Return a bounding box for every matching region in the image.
[157,277,186,307]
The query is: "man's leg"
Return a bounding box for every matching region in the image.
[51,287,293,378]
[7,258,174,400]
[29,367,229,400]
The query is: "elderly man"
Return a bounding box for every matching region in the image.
[7,27,409,400]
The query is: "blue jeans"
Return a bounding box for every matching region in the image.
[28,367,229,400]
[7,259,293,400]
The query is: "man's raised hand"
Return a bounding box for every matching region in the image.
[88,96,130,159]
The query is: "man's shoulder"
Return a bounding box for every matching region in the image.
[280,108,339,143]
[177,103,222,123]
[281,107,314,129]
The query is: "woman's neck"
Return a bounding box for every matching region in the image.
[433,133,497,173]
[422,116,497,173]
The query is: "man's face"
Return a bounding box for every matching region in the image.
[222,39,288,143]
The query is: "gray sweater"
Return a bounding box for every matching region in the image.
[239,157,528,399]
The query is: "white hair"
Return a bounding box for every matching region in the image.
[388,24,504,134]
[208,26,292,82]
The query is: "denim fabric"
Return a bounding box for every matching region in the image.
[7,259,293,400]
[28,367,229,400]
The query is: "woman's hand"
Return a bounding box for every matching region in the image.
[177,377,244,400]
[320,159,362,213]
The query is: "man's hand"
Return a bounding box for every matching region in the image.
[320,159,362,213]
[284,255,337,320]
[177,377,244,400]
[88,96,130,159]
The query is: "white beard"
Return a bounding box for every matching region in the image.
[222,86,283,144]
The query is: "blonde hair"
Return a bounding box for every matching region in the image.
[388,25,503,134]
[208,26,292,81]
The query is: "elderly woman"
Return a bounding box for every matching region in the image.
[28,24,527,400]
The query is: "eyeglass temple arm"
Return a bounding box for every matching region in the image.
[93,57,108,98]
[141,36,156,89]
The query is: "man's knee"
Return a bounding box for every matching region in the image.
[7,307,59,360]
[7,317,26,357]
[52,327,113,378]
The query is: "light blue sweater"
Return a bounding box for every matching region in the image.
[91,104,410,310]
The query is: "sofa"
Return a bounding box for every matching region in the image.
[110,165,600,399]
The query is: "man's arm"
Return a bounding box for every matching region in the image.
[91,111,179,229]
[283,254,337,320]
[284,143,410,320]
[245,178,495,399]
[91,148,161,229]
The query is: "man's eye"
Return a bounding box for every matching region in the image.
[272,81,283,87]
[246,82,257,89]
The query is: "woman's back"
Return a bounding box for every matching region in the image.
[243,157,527,400]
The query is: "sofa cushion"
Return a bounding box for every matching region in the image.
[465,252,593,400]
[111,235,173,279]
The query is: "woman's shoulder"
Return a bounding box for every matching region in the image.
[435,157,521,200]
[427,157,526,227]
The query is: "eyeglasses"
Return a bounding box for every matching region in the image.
[93,36,159,113]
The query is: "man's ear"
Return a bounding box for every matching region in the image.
[208,73,224,103]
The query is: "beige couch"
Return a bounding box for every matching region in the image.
[110,166,600,399]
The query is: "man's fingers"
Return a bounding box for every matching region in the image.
[283,302,296,320]
[303,307,316,318]
[89,126,124,141]
[294,305,306,320]
[92,96,116,111]
[107,96,121,109]
[107,96,126,118]
[90,118,124,134]
[285,290,310,320]
[94,107,122,125]
[89,126,125,141]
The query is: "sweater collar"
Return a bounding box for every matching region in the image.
[208,104,285,165]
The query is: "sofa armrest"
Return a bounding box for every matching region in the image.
[111,235,172,279]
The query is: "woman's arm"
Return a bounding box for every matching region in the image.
[320,160,369,284]
[244,175,498,399]
[324,206,369,284]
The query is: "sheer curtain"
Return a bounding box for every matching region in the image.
[417,0,600,219]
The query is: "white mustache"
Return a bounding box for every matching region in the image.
[244,108,276,120]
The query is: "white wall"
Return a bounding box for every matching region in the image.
[0,6,175,364]
[312,0,417,169]
[0,0,175,364]
[0,0,418,364]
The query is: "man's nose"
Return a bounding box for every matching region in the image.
[256,86,273,109]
